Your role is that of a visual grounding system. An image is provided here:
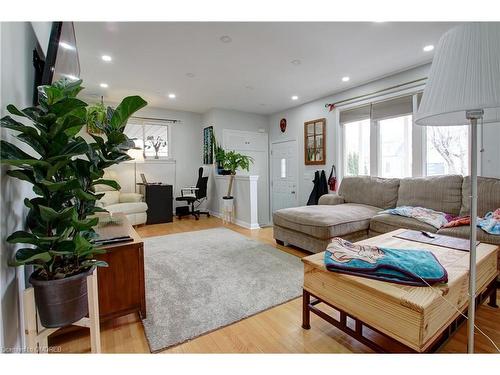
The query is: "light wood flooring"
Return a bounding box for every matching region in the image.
[51,216,500,353]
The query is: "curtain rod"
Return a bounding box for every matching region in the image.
[131,115,181,124]
[325,77,427,111]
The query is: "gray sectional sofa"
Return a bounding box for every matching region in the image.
[273,175,500,254]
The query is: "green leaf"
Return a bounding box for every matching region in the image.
[50,98,87,117]
[73,188,97,201]
[0,140,36,160]
[11,248,52,266]
[6,104,26,117]
[109,96,147,130]
[92,179,120,191]
[80,259,108,268]
[7,231,39,245]
[39,206,75,223]
[6,170,36,184]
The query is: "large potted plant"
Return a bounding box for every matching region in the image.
[1,78,147,328]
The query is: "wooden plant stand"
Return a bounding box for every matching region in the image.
[23,269,101,353]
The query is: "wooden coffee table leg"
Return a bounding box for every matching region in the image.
[302,289,311,329]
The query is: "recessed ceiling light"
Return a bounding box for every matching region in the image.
[186,72,195,78]
[219,35,232,43]
[59,42,75,50]
[101,55,112,62]
[423,45,435,52]
[99,83,109,88]
[342,76,350,82]
[291,95,299,101]
[291,59,301,66]
[168,93,176,99]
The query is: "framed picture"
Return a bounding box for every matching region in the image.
[304,118,326,165]
[203,126,214,164]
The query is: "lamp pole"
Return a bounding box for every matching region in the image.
[465,109,482,353]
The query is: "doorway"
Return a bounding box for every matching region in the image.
[271,140,298,214]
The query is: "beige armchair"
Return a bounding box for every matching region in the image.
[95,170,148,226]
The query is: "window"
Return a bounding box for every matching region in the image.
[124,119,170,160]
[343,119,370,176]
[378,115,412,178]
[426,125,469,175]
[340,92,471,178]
[280,158,286,178]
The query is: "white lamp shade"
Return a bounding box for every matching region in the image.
[127,148,144,162]
[415,23,500,126]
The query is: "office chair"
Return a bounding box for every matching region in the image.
[175,167,210,220]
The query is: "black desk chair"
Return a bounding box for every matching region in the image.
[175,167,210,220]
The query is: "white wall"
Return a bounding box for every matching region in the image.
[202,108,270,225]
[0,22,49,352]
[269,63,500,205]
[99,105,203,205]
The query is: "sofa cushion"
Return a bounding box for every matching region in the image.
[437,226,500,246]
[460,176,500,217]
[338,176,400,209]
[106,202,148,215]
[273,203,380,240]
[119,193,143,203]
[99,191,120,206]
[397,175,463,216]
[318,193,345,206]
[369,213,438,234]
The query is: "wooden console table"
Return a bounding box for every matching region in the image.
[94,214,146,321]
[301,229,498,353]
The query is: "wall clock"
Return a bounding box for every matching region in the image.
[280,118,287,133]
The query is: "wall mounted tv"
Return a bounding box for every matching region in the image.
[33,22,80,103]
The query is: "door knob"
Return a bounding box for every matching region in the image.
[291,191,296,194]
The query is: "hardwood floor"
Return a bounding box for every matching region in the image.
[50,216,500,353]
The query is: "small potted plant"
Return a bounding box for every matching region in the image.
[1,79,147,328]
[220,150,253,214]
[211,134,230,175]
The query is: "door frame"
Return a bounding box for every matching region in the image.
[270,139,299,219]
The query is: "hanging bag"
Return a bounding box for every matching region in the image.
[328,164,337,191]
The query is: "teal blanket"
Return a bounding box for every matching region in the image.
[324,238,448,287]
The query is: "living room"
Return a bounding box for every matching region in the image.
[1,1,499,373]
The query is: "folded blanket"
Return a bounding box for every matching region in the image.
[442,208,499,235]
[380,206,452,229]
[324,238,448,286]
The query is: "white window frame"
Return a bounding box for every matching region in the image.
[125,118,174,161]
[338,85,473,179]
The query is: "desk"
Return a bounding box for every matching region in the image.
[138,183,173,224]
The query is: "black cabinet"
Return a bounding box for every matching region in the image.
[138,184,173,224]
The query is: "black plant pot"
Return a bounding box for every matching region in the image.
[29,267,94,328]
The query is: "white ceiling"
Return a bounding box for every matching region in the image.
[74,22,460,115]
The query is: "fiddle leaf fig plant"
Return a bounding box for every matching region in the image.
[1,78,147,280]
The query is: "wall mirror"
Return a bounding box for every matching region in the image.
[304,118,326,165]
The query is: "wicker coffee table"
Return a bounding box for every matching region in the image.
[301,229,498,353]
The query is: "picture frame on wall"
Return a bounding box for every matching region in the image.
[203,126,214,164]
[304,118,326,165]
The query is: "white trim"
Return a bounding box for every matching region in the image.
[209,210,260,230]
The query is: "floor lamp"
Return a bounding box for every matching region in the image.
[415,23,500,353]
[127,148,144,193]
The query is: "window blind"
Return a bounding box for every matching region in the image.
[339,104,371,124]
[371,95,413,121]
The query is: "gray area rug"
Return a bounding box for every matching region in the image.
[142,227,303,352]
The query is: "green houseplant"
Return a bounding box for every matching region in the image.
[222,150,253,198]
[0,78,147,327]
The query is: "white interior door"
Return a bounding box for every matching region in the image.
[271,140,298,213]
